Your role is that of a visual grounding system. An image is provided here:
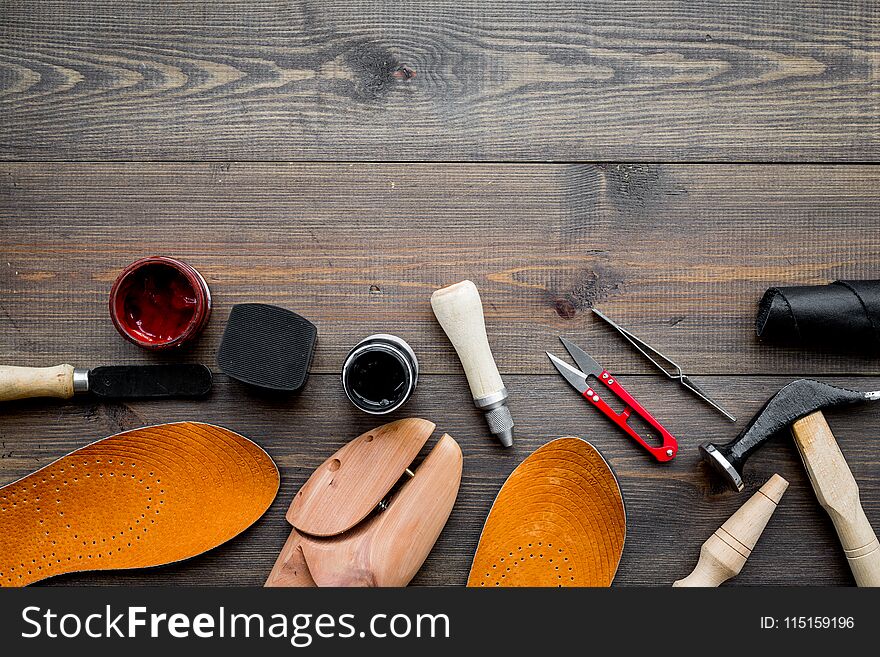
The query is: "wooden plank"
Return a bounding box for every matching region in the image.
[1,374,877,586]
[1,1,877,161]
[1,163,879,376]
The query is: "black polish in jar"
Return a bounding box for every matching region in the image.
[342,334,418,414]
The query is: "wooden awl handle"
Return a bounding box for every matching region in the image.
[0,364,77,401]
[431,280,513,446]
[673,473,788,587]
[792,411,880,587]
[431,280,504,401]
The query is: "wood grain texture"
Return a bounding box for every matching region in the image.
[0,364,75,401]
[1,162,879,586]
[0,374,878,586]
[288,417,434,536]
[2,163,879,376]
[1,1,878,161]
[267,430,461,587]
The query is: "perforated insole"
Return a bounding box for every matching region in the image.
[0,421,279,586]
[467,437,625,587]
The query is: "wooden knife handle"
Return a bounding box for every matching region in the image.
[0,364,76,401]
[431,280,504,400]
[792,411,880,587]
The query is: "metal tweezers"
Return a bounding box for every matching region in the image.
[592,308,737,422]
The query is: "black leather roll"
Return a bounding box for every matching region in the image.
[756,280,880,354]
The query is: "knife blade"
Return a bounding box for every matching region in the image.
[0,363,212,402]
[558,336,605,379]
[547,352,590,393]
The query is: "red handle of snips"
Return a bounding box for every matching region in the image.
[581,370,678,462]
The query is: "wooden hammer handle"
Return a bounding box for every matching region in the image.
[0,364,76,402]
[792,411,880,587]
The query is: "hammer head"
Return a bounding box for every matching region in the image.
[700,379,868,491]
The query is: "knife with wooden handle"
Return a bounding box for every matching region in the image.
[0,364,212,402]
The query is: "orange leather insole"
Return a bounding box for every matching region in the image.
[468,437,625,587]
[0,421,279,586]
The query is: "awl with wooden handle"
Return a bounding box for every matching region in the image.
[431,280,513,447]
[674,474,788,587]
[0,364,212,402]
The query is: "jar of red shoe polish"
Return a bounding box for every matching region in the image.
[109,256,212,350]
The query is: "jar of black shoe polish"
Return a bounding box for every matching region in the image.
[342,334,418,414]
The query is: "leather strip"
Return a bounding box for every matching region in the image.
[756,280,880,354]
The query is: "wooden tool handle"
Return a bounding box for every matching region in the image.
[792,411,880,587]
[0,364,76,401]
[431,280,504,400]
[673,534,745,587]
[674,474,788,587]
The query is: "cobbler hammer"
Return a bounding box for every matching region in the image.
[701,379,880,586]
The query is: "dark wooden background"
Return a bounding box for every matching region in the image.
[1,2,878,587]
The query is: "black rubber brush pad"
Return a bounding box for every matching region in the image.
[756,280,880,354]
[90,364,212,398]
[217,303,317,392]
